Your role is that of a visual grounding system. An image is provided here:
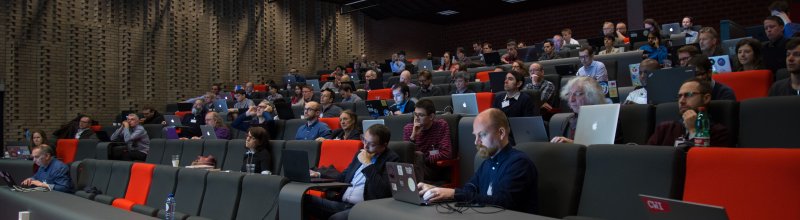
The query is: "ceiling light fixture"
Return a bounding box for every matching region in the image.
[437,10,459,16]
[501,0,527,3]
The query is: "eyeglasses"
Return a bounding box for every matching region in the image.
[413,113,429,118]
[676,92,704,99]
[257,105,268,109]
[566,92,585,97]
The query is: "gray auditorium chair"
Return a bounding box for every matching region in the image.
[146,139,166,164]
[282,119,306,141]
[433,76,450,85]
[419,95,453,113]
[387,141,415,164]
[94,161,133,204]
[191,172,244,220]
[384,114,413,141]
[223,139,247,171]
[269,140,286,174]
[75,139,99,161]
[617,86,635,103]
[354,101,370,116]
[457,117,477,185]
[162,140,184,165]
[143,124,164,139]
[132,165,179,217]
[739,96,800,148]
[272,120,286,140]
[234,175,288,220]
[655,100,738,146]
[437,114,461,153]
[202,139,228,169]
[157,168,209,220]
[180,140,205,167]
[336,102,355,112]
[467,82,483,92]
[291,105,304,119]
[515,143,586,218]
[72,159,95,193]
[75,159,113,200]
[95,142,111,160]
[567,145,685,220]
[619,104,655,145]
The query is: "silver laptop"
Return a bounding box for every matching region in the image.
[574,104,620,145]
[165,115,183,127]
[509,116,549,142]
[200,125,217,139]
[307,79,321,92]
[640,194,729,220]
[362,119,385,134]
[417,60,433,72]
[386,162,430,205]
[451,93,479,115]
[213,99,229,114]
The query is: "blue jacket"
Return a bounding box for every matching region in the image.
[33,159,73,193]
[454,145,538,214]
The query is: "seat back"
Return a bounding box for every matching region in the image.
[173,168,209,216]
[162,140,184,165]
[367,88,393,100]
[144,165,179,208]
[712,70,773,101]
[56,139,79,164]
[384,114,413,141]
[272,120,286,140]
[143,124,164,139]
[202,139,228,169]
[515,143,586,218]
[254,84,267,92]
[223,139,247,171]
[75,139,98,161]
[198,172,244,220]
[291,105,304,119]
[236,175,289,220]
[114,163,155,210]
[437,114,461,155]
[105,161,133,199]
[146,139,166,164]
[284,140,321,170]
[318,140,362,172]
[655,100,739,145]
[180,140,205,167]
[684,147,800,220]
[618,104,655,145]
[319,117,341,130]
[269,140,286,173]
[282,119,306,141]
[739,96,800,148]
[576,145,685,220]
[475,71,491,82]
[457,117,477,185]
[88,160,114,193]
[475,92,494,113]
[387,141,415,163]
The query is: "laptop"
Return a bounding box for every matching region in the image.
[640,194,729,220]
[669,33,687,47]
[0,170,20,187]
[367,78,384,90]
[662,23,683,35]
[282,150,336,183]
[417,60,433,72]
[213,99,229,114]
[5,142,30,159]
[451,93,479,115]
[283,75,298,86]
[483,52,501,66]
[629,29,649,43]
[516,47,540,62]
[307,79,321,92]
[645,67,696,104]
[200,125,218,139]
[365,100,391,119]
[165,115,184,127]
[586,36,605,52]
[488,71,507,93]
[509,117,549,142]
[573,104,620,145]
[709,55,732,73]
[555,64,577,76]
[362,119,385,134]
[386,162,434,205]
[164,127,180,140]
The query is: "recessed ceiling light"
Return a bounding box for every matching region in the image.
[437,10,459,16]
[502,0,526,3]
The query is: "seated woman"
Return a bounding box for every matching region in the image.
[550,77,609,143]
[638,29,668,64]
[316,110,362,141]
[735,38,764,71]
[242,127,272,173]
[29,129,48,152]
[598,35,622,55]
[183,112,230,140]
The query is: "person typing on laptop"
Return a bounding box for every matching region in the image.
[647,78,734,148]
[22,145,72,193]
[305,124,399,220]
[403,99,453,182]
[417,109,538,214]
[550,77,612,143]
[388,83,416,115]
[110,113,150,161]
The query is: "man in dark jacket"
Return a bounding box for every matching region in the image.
[492,70,539,117]
[305,124,399,220]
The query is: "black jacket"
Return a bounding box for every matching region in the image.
[241,148,272,173]
[325,148,399,201]
[492,92,539,117]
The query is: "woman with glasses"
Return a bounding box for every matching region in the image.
[316,110,361,141]
[242,127,272,173]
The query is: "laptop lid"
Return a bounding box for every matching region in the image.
[629,29,649,43]
[365,100,391,119]
[417,60,433,72]
[213,99,229,114]
[451,93,479,115]
[488,71,507,93]
[282,149,312,182]
[177,102,194,112]
[574,104,620,145]
[555,64,577,76]
[165,127,180,140]
[516,47,539,62]
[662,23,682,35]
[645,67,696,104]
[165,115,183,127]
[5,144,30,159]
[362,119,385,135]
[200,125,218,140]
[709,55,732,73]
[307,79,321,92]
[669,34,687,47]
[386,162,427,205]
[640,194,729,220]
[483,52,501,66]
[367,78,384,90]
[283,75,297,85]
[0,171,18,187]
[509,116,549,142]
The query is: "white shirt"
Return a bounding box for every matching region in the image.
[577,61,609,82]
[341,162,369,204]
[563,38,579,46]
[75,128,89,139]
[625,87,648,104]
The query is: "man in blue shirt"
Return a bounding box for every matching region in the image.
[417,108,539,214]
[576,46,608,82]
[295,101,331,140]
[390,53,406,74]
[22,145,72,193]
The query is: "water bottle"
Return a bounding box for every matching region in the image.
[693,107,711,147]
[165,193,176,220]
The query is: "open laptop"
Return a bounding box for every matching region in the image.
[0,170,20,187]
[177,102,194,111]
[365,100,391,119]
[307,79,321,92]
[669,33,687,47]
[366,78,384,90]
[165,115,184,127]
[640,194,729,220]
[488,71,506,93]
[646,67,696,104]
[451,93,479,115]
[509,117,549,142]
[283,75,298,86]
[555,64,577,76]
[417,60,433,72]
[483,52,501,66]
[387,162,435,205]
[629,29,649,43]
[213,99,229,114]
[709,55,732,73]
[573,104,620,145]
[362,119,385,134]
[5,142,30,159]
[200,125,218,140]
[282,150,336,183]
[662,23,683,35]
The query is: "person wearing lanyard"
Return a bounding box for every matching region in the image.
[769,38,800,96]
[305,124,399,220]
[417,108,539,214]
[403,99,453,182]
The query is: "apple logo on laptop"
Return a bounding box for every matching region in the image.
[592,121,598,131]
[207,131,211,136]
[462,102,467,108]
[171,119,175,123]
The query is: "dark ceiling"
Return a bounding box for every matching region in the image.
[320,0,572,25]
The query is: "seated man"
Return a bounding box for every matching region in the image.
[53,115,96,139]
[538,40,561,61]
[682,16,699,44]
[639,30,668,64]
[140,107,165,125]
[22,145,72,192]
[416,70,445,98]
[388,83,416,115]
[305,124,399,220]
[698,27,726,57]
[397,70,417,88]
[417,108,538,214]
[524,63,556,111]
[288,68,307,84]
[647,78,734,148]
[576,46,608,82]
[361,70,379,91]
[180,99,207,138]
[320,88,343,118]
[110,113,150,161]
[321,72,344,93]
[688,55,737,100]
[339,84,363,103]
[501,41,519,64]
[770,37,800,96]
[763,16,790,74]
[492,70,538,117]
[232,100,275,135]
[677,45,700,67]
[450,73,475,94]
[402,99,453,181]
[296,101,331,140]
[292,85,318,107]
[228,89,255,119]
[624,59,660,104]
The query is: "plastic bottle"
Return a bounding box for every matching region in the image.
[165,193,176,220]
[694,107,710,147]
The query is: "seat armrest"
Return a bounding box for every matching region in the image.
[131,204,159,217]
[93,194,117,205]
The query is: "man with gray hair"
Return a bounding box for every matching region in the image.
[110,113,150,161]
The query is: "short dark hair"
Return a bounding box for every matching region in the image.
[678,45,700,56]
[603,34,615,42]
[508,70,525,90]
[787,37,800,50]
[682,78,713,94]
[418,70,432,80]
[392,82,410,96]
[561,28,572,34]
[366,124,391,145]
[769,1,789,12]
[765,15,786,27]
[580,45,594,55]
[340,83,353,92]
[543,40,553,47]
[688,54,712,74]
[235,89,246,95]
[321,88,335,97]
[415,99,436,115]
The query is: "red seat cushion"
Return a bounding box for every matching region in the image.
[111,198,137,211]
[711,70,773,101]
[175,111,191,119]
[112,163,155,210]
[253,84,267,92]
[90,125,102,132]
[475,71,491,82]
[476,92,494,113]
[318,140,362,172]
[55,139,79,164]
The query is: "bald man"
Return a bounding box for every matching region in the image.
[295,101,331,140]
[417,108,538,214]
[625,59,661,104]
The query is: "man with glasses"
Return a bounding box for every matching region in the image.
[305,124,399,220]
[576,46,608,82]
[402,99,452,181]
[232,100,275,133]
[688,55,737,100]
[415,70,445,99]
[295,101,331,140]
[21,145,72,192]
[493,70,538,118]
[110,113,150,161]
[140,107,165,125]
[292,85,317,107]
[647,78,734,148]
[624,59,660,104]
[320,88,343,118]
[228,89,255,119]
[388,83,415,115]
[450,73,475,94]
[524,63,556,111]
[55,115,96,139]
[677,45,700,67]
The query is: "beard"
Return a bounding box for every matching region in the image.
[476,144,498,159]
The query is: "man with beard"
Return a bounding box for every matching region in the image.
[416,108,539,214]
